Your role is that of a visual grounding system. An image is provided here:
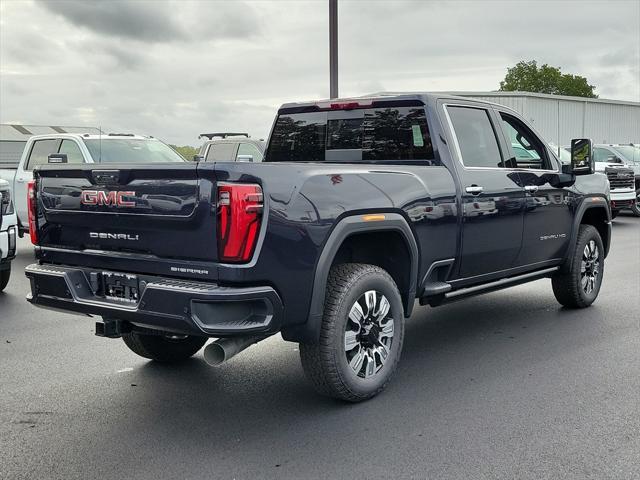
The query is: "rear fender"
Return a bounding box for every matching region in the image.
[284,213,418,344]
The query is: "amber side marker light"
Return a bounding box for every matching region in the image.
[362,214,386,222]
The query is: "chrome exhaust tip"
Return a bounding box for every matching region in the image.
[203,336,263,367]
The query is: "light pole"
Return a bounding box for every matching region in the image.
[329,0,338,98]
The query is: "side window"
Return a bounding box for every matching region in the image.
[58,140,84,164]
[25,139,61,170]
[499,113,550,170]
[236,143,263,162]
[205,143,237,162]
[447,106,503,168]
[593,147,612,163]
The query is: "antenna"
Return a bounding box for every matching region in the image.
[99,126,102,163]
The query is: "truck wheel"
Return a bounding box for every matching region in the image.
[122,331,207,362]
[610,209,619,219]
[299,263,405,402]
[552,225,604,308]
[0,267,10,292]
[631,190,640,217]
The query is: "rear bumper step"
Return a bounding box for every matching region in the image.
[25,263,283,337]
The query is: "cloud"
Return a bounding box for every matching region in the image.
[35,0,262,44]
[36,0,187,43]
[1,0,638,146]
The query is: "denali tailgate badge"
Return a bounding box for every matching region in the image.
[81,190,136,207]
[90,232,139,241]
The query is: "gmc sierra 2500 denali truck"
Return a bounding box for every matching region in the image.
[25,94,611,402]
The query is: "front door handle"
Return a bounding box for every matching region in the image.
[524,185,539,193]
[465,185,483,195]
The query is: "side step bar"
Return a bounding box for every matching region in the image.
[421,266,559,307]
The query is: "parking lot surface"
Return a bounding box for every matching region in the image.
[1,215,639,480]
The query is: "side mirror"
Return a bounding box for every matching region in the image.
[570,139,594,175]
[48,153,68,164]
[193,155,204,162]
[236,154,253,162]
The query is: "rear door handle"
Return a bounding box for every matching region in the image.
[524,185,539,193]
[465,185,483,195]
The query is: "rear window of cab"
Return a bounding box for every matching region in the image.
[265,106,435,163]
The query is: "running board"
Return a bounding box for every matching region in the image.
[423,266,559,306]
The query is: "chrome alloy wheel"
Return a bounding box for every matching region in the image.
[344,290,395,379]
[581,240,600,295]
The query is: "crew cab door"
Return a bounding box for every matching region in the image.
[444,104,525,278]
[496,111,573,265]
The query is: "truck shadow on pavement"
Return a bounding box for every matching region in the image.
[121,283,604,428]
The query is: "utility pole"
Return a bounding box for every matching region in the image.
[329,0,338,98]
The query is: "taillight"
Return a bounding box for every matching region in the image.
[217,183,263,263]
[27,180,38,245]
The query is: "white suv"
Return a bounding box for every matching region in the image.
[0,179,17,291]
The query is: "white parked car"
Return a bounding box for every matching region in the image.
[0,133,185,236]
[0,179,17,291]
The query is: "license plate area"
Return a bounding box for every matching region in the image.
[102,272,139,302]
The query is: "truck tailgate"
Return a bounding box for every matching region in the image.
[35,163,219,262]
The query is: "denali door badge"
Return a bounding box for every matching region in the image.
[540,233,567,241]
[81,190,136,207]
[90,232,139,241]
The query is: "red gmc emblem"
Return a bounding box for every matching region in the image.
[81,190,136,207]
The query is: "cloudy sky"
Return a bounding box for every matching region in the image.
[1,0,639,145]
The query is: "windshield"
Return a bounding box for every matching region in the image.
[611,146,640,164]
[83,138,186,163]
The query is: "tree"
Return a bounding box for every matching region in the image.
[499,60,597,98]
[169,144,199,161]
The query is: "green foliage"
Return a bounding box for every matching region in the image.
[169,144,199,161]
[499,60,597,98]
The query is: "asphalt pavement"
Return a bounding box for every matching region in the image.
[1,215,639,480]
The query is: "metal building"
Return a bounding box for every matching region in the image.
[450,91,640,147]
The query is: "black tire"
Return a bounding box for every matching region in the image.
[122,331,207,362]
[552,225,604,308]
[630,189,640,217]
[0,267,10,292]
[611,209,619,219]
[299,263,405,402]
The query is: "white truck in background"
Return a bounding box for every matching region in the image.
[593,144,638,218]
[0,133,186,236]
[0,179,17,291]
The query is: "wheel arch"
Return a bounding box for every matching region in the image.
[566,200,611,271]
[283,213,418,344]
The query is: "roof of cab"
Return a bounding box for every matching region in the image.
[278,92,503,112]
[24,133,153,141]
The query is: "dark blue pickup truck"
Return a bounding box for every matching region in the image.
[26,93,611,401]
